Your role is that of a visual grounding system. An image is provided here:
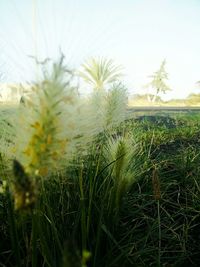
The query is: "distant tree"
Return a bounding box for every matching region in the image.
[145,60,171,102]
[79,58,122,90]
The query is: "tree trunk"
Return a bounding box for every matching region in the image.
[152,94,157,102]
[147,94,151,102]
[152,88,159,103]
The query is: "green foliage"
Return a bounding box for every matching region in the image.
[1,59,200,266]
[145,60,171,102]
[79,57,123,90]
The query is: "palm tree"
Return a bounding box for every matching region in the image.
[79,57,123,90]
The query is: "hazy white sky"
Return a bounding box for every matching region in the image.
[0,0,200,99]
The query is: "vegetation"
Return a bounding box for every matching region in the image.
[144,60,171,102]
[129,93,200,106]
[79,57,123,90]
[1,58,200,267]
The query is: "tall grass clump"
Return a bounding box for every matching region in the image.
[103,136,135,220]
[0,56,131,267]
[16,58,75,177]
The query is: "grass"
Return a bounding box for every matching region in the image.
[1,60,200,266]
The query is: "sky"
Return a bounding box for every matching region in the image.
[0,0,200,99]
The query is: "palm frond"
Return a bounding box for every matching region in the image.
[79,57,123,90]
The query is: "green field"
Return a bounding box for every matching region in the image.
[1,60,200,267]
[1,98,200,266]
